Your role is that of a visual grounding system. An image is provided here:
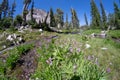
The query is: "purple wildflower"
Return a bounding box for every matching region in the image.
[69,47,73,53]
[77,48,81,53]
[95,58,99,66]
[87,55,91,60]
[106,67,111,73]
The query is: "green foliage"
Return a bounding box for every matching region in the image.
[108,13,115,28]
[14,15,23,26]
[50,8,56,27]
[71,8,79,28]
[55,8,64,28]
[31,41,107,80]
[27,19,40,29]
[11,0,16,18]
[90,0,101,29]
[113,2,120,29]
[100,0,107,30]
[108,30,120,39]
[6,44,33,69]
[82,29,100,35]
[0,17,12,29]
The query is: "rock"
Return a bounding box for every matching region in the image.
[100,31,107,38]
[85,44,91,49]
[6,35,13,41]
[26,8,50,24]
[13,33,17,39]
[91,33,95,38]
[2,45,6,49]
[101,47,108,50]
[39,29,43,32]
[18,30,24,33]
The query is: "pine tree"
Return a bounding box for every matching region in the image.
[84,13,88,26]
[100,0,107,30]
[55,8,64,28]
[50,8,56,27]
[31,0,34,21]
[11,0,16,18]
[90,0,101,29]
[114,2,120,29]
[23,0,31,24]
[1,0,9,18]
[65,13,69,28]
[0,4,2,19]
[108,13,115,28]
[71,8,79,28]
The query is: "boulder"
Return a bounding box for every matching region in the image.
[85,44,91,49]
[6,35,14,41]
[26,8,50,24]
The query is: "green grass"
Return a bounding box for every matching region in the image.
[0,29,120,80]
[55,31,120,80]
[108,30,120,38]
[0,44,34,79]
[31,39,107,80]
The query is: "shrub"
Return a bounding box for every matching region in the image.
[14,15,23,26]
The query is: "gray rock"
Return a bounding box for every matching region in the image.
[26,8,50,24]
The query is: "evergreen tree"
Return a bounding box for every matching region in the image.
[108,13,115,29]
[100,0,107,30]
[0,4,2,20]
[31,0,34,21]
[1,0,9,18]
[90,0,101,29]
[50,8,56,27]
[71,8,79,28]
[55,8,64,28]
[84,13,88,26]
[114,2,120,29]
[23,0,31,24]
[65,13,69,28]
[11,0,16,18]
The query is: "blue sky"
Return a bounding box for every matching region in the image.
[0,0,119,25]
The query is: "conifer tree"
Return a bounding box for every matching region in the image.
[84,13,88,26]
[71,8,79,28]
[90,0,101,29]
[100,0,107,30]
[11,0,16,18]
[31,0,34,21]
[50,8,56,27]
[23,0,31,24]
[65,13,69,28]
[0,4,2,19]
[1,0,9,18]
[55,8,64,28]
[114,2,120,29]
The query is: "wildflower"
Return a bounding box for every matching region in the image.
[77,48,81,53]
[109,62,112,65]
[95,58,99,66]
[46,57,53,65]
[73,64,77,70]
[69,47,73,53]
[87,55,91,60]
[106,67,111,73]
